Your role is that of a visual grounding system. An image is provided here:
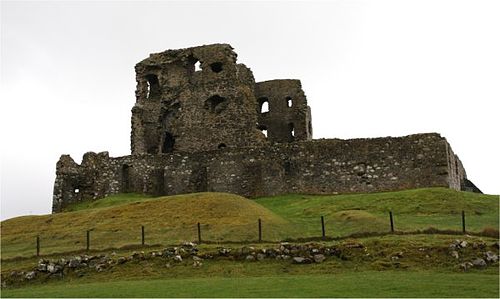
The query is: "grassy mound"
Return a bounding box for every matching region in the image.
[61,193,154,212]
[331,210,389,233]
[1,193,287,258]
[255,187,499,238]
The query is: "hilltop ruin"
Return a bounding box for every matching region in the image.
[52,44,479,212]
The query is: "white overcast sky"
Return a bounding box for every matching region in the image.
[1,0,499,220]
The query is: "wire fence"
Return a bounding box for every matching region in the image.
[2,210,498,259]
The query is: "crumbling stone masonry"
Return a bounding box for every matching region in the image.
[52,44,479,213]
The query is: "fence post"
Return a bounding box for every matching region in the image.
[197,222,202,244]
[321,216,326,239]
[141,225,145,246]
[389,211,394,233]
[462,210,466,234]
[86,230,90,251]
[36,235,40,257]
[258,218,262,242]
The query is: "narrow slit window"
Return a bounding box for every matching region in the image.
[288,123,295,142]
[122,165,131,192]
[286,96,293,107]
[145,74,159,99]
[258,124,268,138]
[162,132,175,153]
[261,102,269,113]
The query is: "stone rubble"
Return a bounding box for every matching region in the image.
[471,258,487,268]
[484,251,498,263]
[2,240,499,287]
[192,256,203,262]
[459,262,473,271]
[24,271,36,281]
[313,254,326,263]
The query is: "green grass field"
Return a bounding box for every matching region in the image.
[1,188,498,259]
[1,188,498,298]
[2,271,498,298]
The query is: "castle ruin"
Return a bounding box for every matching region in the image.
[52,44,479,213]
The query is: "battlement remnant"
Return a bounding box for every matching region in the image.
[52,44,479,213]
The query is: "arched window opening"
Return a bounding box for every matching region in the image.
[145,74,160,99]
[288,123,295,142]
[286,96,293,107]
[258,97,269,113]
[205,95,227,114]
[210,62,223,73]
[218,143,227,149]
[194,60,202,72]
[188,55,202,74]
[162,132,175,153]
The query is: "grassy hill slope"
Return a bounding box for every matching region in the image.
[1,188,498,259]
[1,193,288,258]
[255,187,499,239]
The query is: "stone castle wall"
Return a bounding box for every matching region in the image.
[52,133,466,212]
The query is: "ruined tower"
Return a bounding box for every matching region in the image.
[130,44,312,154]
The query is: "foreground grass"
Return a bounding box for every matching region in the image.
[2,234,498,297]
[1,188,498,259]
[2,271,498,298]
